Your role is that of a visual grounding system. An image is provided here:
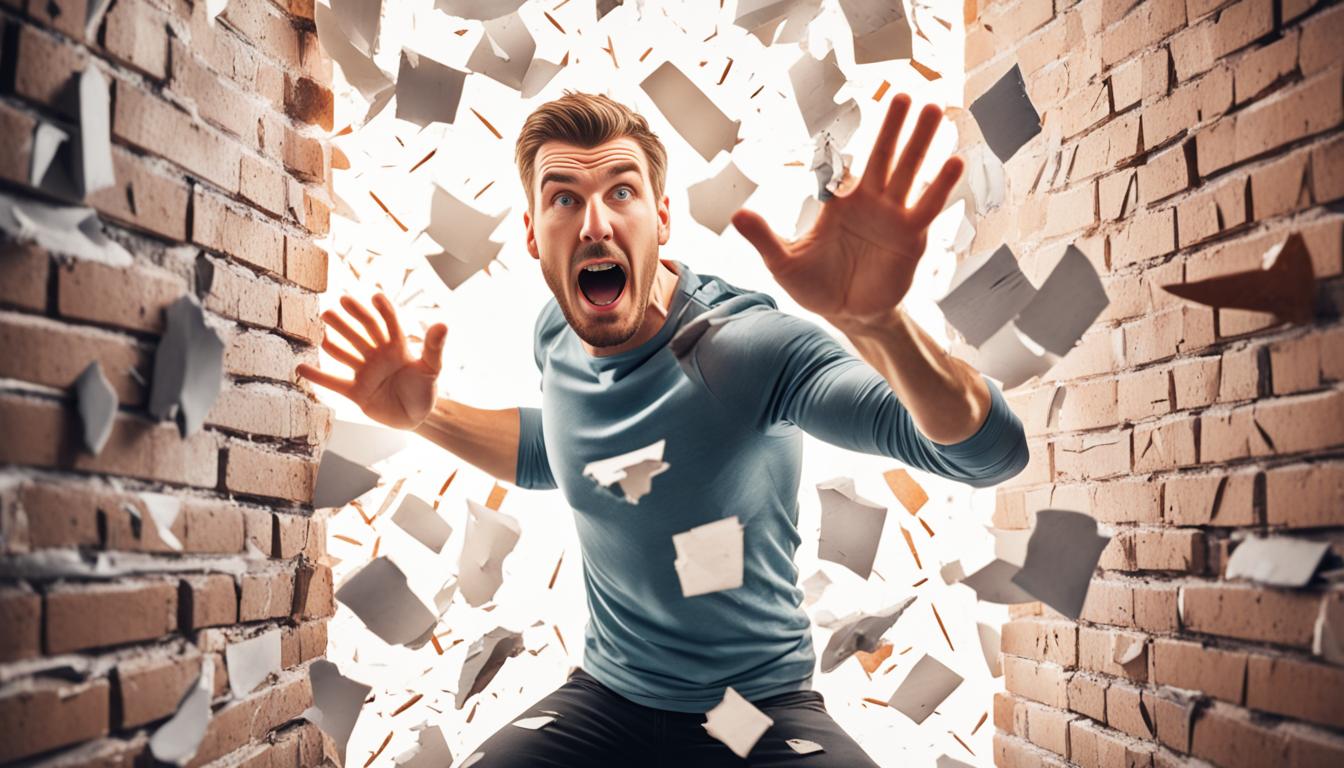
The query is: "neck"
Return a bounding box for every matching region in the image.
[585,258,681,357]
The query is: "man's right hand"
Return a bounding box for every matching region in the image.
[296,293,448,431]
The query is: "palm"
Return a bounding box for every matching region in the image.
[296,293,448,431]
[732,96,963,328]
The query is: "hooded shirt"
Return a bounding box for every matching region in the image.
[515,259,1029,713]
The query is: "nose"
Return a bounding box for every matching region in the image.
[580,197,614,245]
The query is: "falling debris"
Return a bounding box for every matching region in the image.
[134,492,184,551]
[74,361,117,455]
[456,626,526,708]
[969,64,1041,162]
[225,629,282,698]
[789,50,860,150]
[392,494,454,553]
[1013,245,1110,356]
[435,0,527,20]
[511,714,559,730]
[957,559,1035,604]
[1225,535,1329,588]
[976,623,1002,677]
[79,66,115,196]
[888,654,963,724]
[937,245,1037,349]
[458,499,522,606]
[147,294,225,438]
[314,1,394,104]
[327,419,410,466]
[308,660,372,764]
[702,687,773,759]
[393,722,454,768]
[787,738,825,754]
[688,161,758,234]
[640,61,742,162]
[733,0,824,46]
[801,570,832,607]
[331,0,382,55]
[313,450,381,509]
[1161,233,1317,325]
[148,657,214,766]
[836,0,913,64]
[816,477,888,579]
[1314,598,1344,665]
[819,596,917,673]
[395,50,469,128]
[672,516,745,597]
[1010,509,1111,620]
[0,192,132,265]
[335,556,438,647]
[883,468,928,515]
[581,440,670,504]
[938,561,965,584]
[422,185,509,291]
[466,12,565,98]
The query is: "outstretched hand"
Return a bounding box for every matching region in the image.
[731,94,964,331]
[296,293,448,431]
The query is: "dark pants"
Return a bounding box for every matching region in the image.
[463,667,883,767]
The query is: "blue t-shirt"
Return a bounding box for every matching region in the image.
[515,259,1029,713]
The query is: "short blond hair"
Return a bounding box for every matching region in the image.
[515,90,668,215]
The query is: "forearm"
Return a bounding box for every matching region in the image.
[412,397,522,484]
[832,306,991,445]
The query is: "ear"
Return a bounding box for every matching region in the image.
[523,209,539,260]
[657,193,671,246]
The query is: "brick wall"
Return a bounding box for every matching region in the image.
[956,0,1344,766]
[0,0,336,765]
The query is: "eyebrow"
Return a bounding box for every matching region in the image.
[539,162,643,194]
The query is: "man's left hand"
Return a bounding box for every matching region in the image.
[731,94,964,331]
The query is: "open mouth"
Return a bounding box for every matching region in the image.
[577,262,627,310]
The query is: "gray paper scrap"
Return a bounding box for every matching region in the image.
[971,320,1060,389]
[456,626,525,708]
[393,494,453,553]
[396,50,469,128]
[461,753,485,768]
[837,0,913,64]
[672,516,745,598]
[970,64,1042,162]
[147,294,225,438]
[1014,245,1109,356]
[819,596,917,673]
[1011,509,1111,620]
[802,570,831,607]
[137,492,184,552]
[313,450,381,509]
[335,556,438,647]
[148,657,213,766]
[689,161,758,235]
[788,50,860,148]
[466,12,563,98]
[582,440,669,504]
[977,622,1002,677]
[225,629,282,698]
[458,499,522,607]
[937,244,1037,348]
[958,559,1035,604]
[394,722,454,768]
[937,756,976,768]
[308,659,372,764]
[640,62,741,162]
[736,0,824,46]
[787,738,825,755]
[327,419,409,466]
[596,0,622,19]
[816,477,888,579]
[331,0,382,56]
[888,654,962,724]
[702,687,773,759]
[0,192,131,265]
[1225,536,1329,588]
[79,66,115,196]
[423,185,509,290]
[435,0,527,20]
[31,122,76,199]
[74,361,116,455]
[939,561,965,585]
[314,1,393,102]
[989,526,1033,567]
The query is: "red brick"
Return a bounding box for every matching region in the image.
[1312,132,1344,205]
[1190,703,1289,768]
[0,102,36,185]
[1067,671,1108,721]
[115,649,209,728]
[284,74,334,131]
[45,580,177,653]
[0,678,110,762]
[224,440,317,502]
[295,561,335,620]
[1245,653,1344,729]
[1251,148,1313,221]
[1218,344,1263,402]
[1105,682,1153,740]
[102,0,170,79]
[1003,619,1079,668]
[1299,2,1344,77]
[0,586,41,662]
[112,81,240,194]
[219,1,302,68]
[1151,637,1247,703]
[0,311,149,405]
[181,574,238,630]
[25,0,96,40]
[0,242,49,312]
[1004,654,1071,708]
[281,620,328,668]
[201,256,281,328]
[192,187,285,274]
[86,145,192,241]
[224,327,313,383]
[1268,332,1325,394]
[240,154,288,217]
[1078,626,1148,682]
[1180,583,1319,647]
[13,24,87,118]
[1133,583,1180,632]
[1233,28,1299,105]
[1265,461,1344,528]
[168,38,261,144]
[56,258,186,334]
[188,671,312,766]
[239,565,296,622]
[1171,356,1221,409]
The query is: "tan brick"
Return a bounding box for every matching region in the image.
[1003,619,1079,668]
[1101,0,1186,67]
[1144,688,1196,752]
[1106,681,1153,740]
[0,678,110,763]
[1092,478,1163,524]
[1253,388,1344,456]
[1055,431,1131,481]
[1133,583,1180,633]
[1080,580,1135,627]
[1079,626,1148,683]
[115,649,208,728]
[102,0,170,79]
[1180,583,1319,648]
[1218,344,1263,402]
[0,586,41,662]
[193,187,285,274]
[279,286,322,344]
[168,37,260,143]
[45,580,177,653]
[1067,671,1108,721]
[1245,653,1344,729]
[219,0,302,68]
[113,81,240,193]
[1024,700,1075,757]
[239,566,296,622]
[1265,461,1344,528]
[240,154,288,216]
[1059,377,1119,431]
[1171,356,1221,409]
[284,237,329,293]
[1116,367,1172,422]
[224,441,317,502]
[282,125,328,184]
[56,258,186,334]
[224,327,313,383]
[1190,702,1288,768]
[1132,416,1198,473]
[1122,305,1214,367]
[1151,637,1247,703]
[1164,469,1257,526]
[1138,142,1193,204]
[201,256,281,328]
[0,311,150,405]
[1004,655,1071,708]
[86,144,192,241]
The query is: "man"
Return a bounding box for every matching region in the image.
[298,91,1029,766]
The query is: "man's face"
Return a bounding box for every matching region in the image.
[523,137,670,348]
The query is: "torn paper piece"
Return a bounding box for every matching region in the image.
[146,294,225,438]
[688,161,758,234]
[1225,536,1329,588]
[1161,233,1316,325]
[787,738,824,754]
[596,0,621,19]
[331,0,382,56]
[512,714,558,730]
[327,419,408,466]
[0,193,131,266]
[74,361,116,455]
[817,477,888,579]
[989,526,1033,567]
[789,50,861,148]
[837,0,913,64]
[308,660,372,764]
[393,494,453,553]
[802,570,832,607]
[456,626,525,708]
[422,185,509,290]
[79,66,115,196]
[640,62,742,162]
[969,320,1061,390]
[970,64,1042,162]
[958,559,1035,604]
[945,144,1005,217]
[396,50,469,128]
[314,1,394,101]
[582,440,669,504]
[313,450,380,509]
[1314,597,1344,665]
[1011,509,1111,620]
[810,131,852,201]
[466,12,563,98]
[1112,633,1146,670]
[887,654,963,724]
[819,596,917,673]
[394,722,454,768]
[458,499,522,607]
[882,468,928,515]
[673,516,745,597]
[976,622,1002,677]
[1014,245,1110,356]
[149,657,213,766]
[226,629,282,698]
[937,244,1037,348]
[938,755,976,768]
[939,561,965,585]
[735,0,824,46]
[137,492,184,552]
[702,687,774,759]
[335,556,438,647]
[435,0,527,20]
[31,122,79,199]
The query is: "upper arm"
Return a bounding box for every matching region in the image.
[516,302,563,491]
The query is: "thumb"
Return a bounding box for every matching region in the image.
[420,323,448,374]
[730,209,790,270]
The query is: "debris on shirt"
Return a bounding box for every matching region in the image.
[1010,509,1111,620]
[335,556,438,647]
[887,653,963,724]
[74,361,116,455]
[969,63,1041,162]
[673,516,746,597]
[392,494,454,553]
[819,595,917,673]
[313,450,381,509]
[148,657,213,766]
[582,439,670,504]
[1224,535,1329,588]
[456,626,526,709]
[1160,233,1316,326]
[702,686,774,759]
[787,737,825,754]
[226,628,282,698]
[816,477,888,579]
[458,499,522,606]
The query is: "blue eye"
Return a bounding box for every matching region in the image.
[613,187,632,201]
[554,193,574,206]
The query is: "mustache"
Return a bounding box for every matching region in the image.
[575,241,623,266]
